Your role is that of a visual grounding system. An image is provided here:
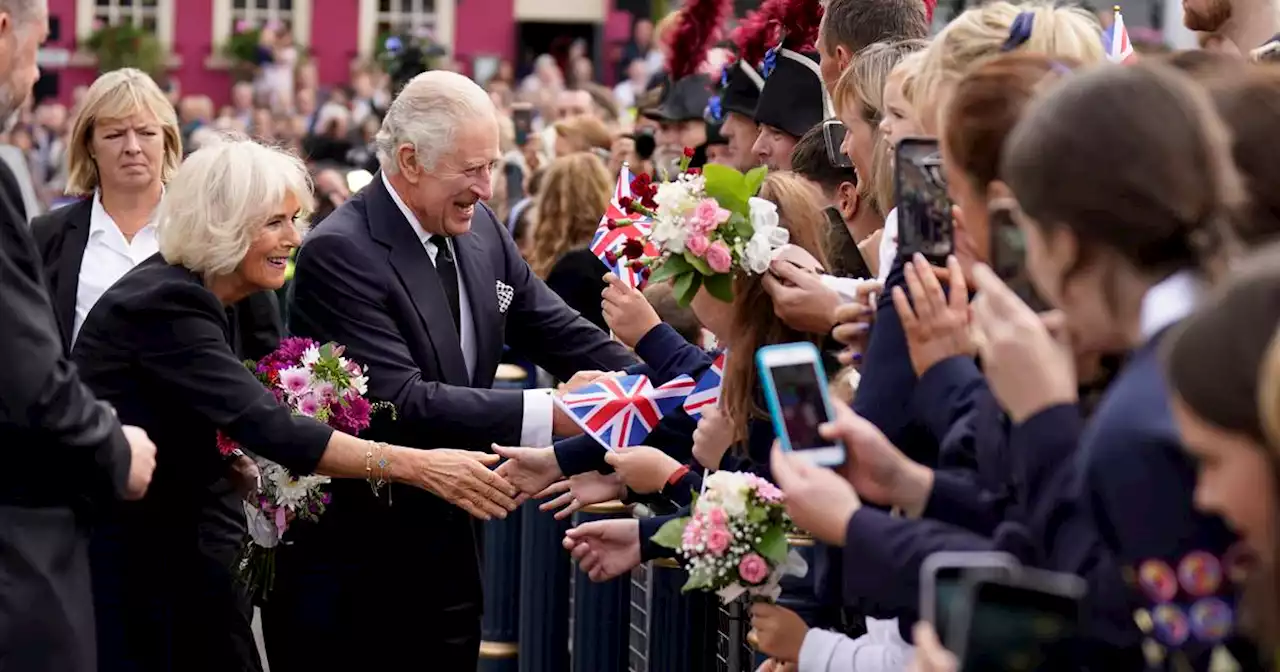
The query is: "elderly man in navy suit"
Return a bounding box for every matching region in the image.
[268,71,635,671]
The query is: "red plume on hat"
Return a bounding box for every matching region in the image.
[731,0,823,67]
[665,0,735,81]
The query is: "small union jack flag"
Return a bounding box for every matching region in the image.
[1104,6,1136,64]
[555,374,695,451]
[683,351,726,420]
[590,165,659,290]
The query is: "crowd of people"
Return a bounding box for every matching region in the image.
[5,0,1280,668]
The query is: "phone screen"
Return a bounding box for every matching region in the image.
[771,362,832,452]
[989,207,1051,313]
[955,581,1081,672]
[895,139,953,265]
[512,105,533,146]
[933,566,1014,645]
[822,120,854,168]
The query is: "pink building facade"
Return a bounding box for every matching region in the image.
[41,0,633,107]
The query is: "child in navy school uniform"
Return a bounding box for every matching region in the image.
[1163,245,1280,668]
[971,64,1258,669]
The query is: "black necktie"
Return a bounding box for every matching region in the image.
[429,235,462,335]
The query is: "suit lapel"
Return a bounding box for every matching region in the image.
[56,201,92,352]
[452,231,501,387]
[365,175,470,386]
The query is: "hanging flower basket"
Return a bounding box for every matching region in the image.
[83,22,166,78]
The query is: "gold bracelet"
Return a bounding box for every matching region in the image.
[375,442,392,506]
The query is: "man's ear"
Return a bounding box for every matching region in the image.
[836,44,854,72]
[397,144,421,184]
[837,180,859,223]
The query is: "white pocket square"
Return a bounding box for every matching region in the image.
[496,280,514,314]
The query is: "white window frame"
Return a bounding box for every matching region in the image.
[212,0,312,52]
[357,0,454,61]
[76,0,177,52]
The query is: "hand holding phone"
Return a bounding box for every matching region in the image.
[948,569,1085,671]
[822,119,854,169]
[988,201,1051,313]
[757,342,845,467]
[512,103,533,147]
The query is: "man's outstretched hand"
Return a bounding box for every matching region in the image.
[493,444,564,495]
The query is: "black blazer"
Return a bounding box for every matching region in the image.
[30,198,284,359]
[71,255,333,672]
[0,153,128,672]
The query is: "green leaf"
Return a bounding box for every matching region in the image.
[701,164,749,215]
[755,526,789,565]
[673,272,703,307]
[652,517,691,550]
[683,251,714,276]
[744,166,769,197]
[703,273,734,303]
[747,506,768,525]
[729,212,753,238]
[648,255,693,284]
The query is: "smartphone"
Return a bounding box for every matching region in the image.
[895,138,954,266]
[512,103,533,147]
[949,569,1086,672]
[988,204,1052,313]
[822,119,854,169]
[757,342,845,467]
[920,551,1020,646]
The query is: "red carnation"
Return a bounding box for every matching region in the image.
[630,260,646,272]
[683,147,696,158]
[622,238,646,260]
[604,250,619,265]
[687,167,702,175]
[619,196,634,211]
[606,219,618,230]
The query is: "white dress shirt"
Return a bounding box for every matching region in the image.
[71,190,160,345]
[382,172,554,447]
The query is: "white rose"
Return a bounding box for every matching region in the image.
[743,233,774,275]
[748,197,779,234]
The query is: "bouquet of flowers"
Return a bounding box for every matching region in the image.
[652,471,808,603]
[217,337,394,601]
[608,151,788,306]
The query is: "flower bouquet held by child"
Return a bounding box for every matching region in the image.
[608,148,788,306]
[652,471,808,602]
[217,337,394,601]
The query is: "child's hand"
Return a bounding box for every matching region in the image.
[602,273,661,348]
[603,445,682,494]
[750,603,808,662]
[691,407,733,470]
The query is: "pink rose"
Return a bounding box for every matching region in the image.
[705,241,733,274]
[707,506,727,526]
[691,199,731,233]
[738,553,769,584]
[706,527,732,556]
[686,232,710,257]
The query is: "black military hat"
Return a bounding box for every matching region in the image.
[709,59,766,122]
[644,74,714,123]
[753,48,833,140]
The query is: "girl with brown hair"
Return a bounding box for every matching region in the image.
[526,153,614,330]
[1164,243,1280,664]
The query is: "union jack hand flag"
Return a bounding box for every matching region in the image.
[683,351,726,420]
[1104,6,1136,64]
[590,165,659,290]
[555,374,696,451]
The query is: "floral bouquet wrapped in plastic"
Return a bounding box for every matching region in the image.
[217,337,394,601]
[652,471,808,603]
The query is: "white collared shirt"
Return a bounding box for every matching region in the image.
[381,172,554,447]
[1138,269,1204,341]
[71,190,160,345]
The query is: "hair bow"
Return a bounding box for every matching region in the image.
[1001,11,1035,52]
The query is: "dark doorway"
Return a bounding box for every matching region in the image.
[515,22,598,81]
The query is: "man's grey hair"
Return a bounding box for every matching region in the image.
[0,0,45,27]
[376,70,496,175]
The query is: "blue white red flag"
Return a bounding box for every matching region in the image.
[555,374,696,451]
[683,351,726,420]
[1104,6,1137,64]
[589,165,659,289]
